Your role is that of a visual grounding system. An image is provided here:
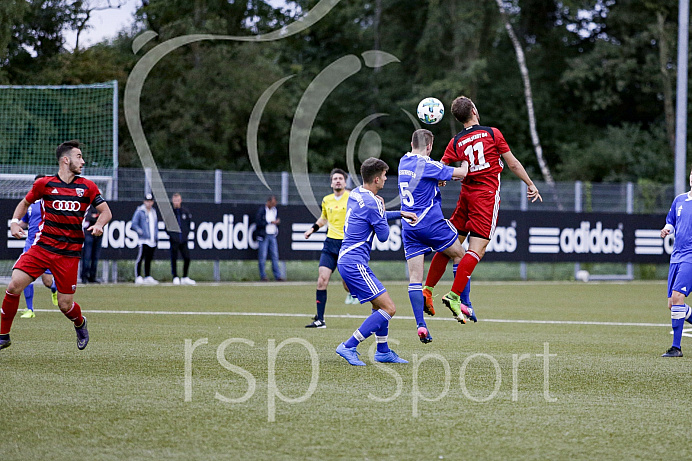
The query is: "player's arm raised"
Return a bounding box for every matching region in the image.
[501,151,542,203]
[9,198,31,239]
[88,202,112,237]
[305,216,328,239]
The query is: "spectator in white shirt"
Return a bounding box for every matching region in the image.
[255,195,284,281]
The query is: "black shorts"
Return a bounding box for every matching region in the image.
[319,237,343,271]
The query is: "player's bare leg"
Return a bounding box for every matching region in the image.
[57,292,89,350]
[1,269,36,349]
[41,273,58,306]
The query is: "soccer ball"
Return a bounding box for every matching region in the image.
[417,97,444,125]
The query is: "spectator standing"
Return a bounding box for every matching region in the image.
[255,195,283,281]
[132,193,159,285]
[167,193,196,285]
[81,205,103,284]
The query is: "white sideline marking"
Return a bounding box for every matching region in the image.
[30,308,670,327]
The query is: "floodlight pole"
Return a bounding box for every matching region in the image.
[675,0,690,195]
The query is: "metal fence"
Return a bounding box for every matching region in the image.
[111,167,676,214]
[0,166,676,215]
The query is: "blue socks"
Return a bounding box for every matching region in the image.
[51,280,57,293]
[344,309,392,349]
[671,304,688,349]
[23,283,34,311]
[372,309,390,353]
[316,289,327,321]
[408,283,425,328]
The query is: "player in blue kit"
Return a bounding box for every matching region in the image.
[336,157,418,366]
[660,169,692,357]
[399,129,475,343]
[18,175,58,318]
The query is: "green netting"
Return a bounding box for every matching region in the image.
[0,81,116,174]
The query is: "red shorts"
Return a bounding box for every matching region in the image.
[13,245,79,294]
[449,183,501,240]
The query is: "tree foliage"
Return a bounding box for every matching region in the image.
[2,0,690,182]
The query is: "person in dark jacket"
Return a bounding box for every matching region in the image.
[255,195,283,281]
[167,193,196,285]
[81,205,103,283]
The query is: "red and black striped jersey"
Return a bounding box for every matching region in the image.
[442,125,510,190]
[25,175,105,258]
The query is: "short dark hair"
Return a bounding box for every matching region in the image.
[266,194,277,203]
[330,168,347,180]
[411,129,434,149]
[56,140,80,162]
[360,157,389,184]
[451,96,476,124]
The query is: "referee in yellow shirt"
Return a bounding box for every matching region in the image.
[304,168,353,328]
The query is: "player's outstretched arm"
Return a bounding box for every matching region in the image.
[401,210,418,224]
[451,161,469,180]
[10,199,31,239]
[88,202,112,237]
[305,217,328,239]
[502,151,542,203]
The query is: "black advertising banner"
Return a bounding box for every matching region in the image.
[0,199,672,263]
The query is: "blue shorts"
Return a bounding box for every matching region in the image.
[668,262,692,298]
[319,237,342,271]
[402,218,459,260]
[337,261,386,304]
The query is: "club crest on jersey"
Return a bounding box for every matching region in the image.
[76,188,85,197]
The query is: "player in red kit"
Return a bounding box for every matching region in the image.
[1,140,112,350]
[423,96,542,321]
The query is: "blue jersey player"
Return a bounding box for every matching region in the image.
[18,175,58,318]
[399,129,475,344]
[336,158,418,366]
[660,169,692,357]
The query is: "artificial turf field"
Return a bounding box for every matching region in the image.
[2,281,691,460]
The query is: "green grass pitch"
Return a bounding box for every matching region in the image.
[2,281,691,460]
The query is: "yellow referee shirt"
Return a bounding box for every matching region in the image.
[321,191,350,240]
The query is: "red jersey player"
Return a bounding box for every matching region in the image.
[423,96,542,322]
[1,140,112,351]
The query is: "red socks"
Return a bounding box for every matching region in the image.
[451,250,481,295]
[64,302,84,326]
[1,290,20,334]
[425,252,450,288]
